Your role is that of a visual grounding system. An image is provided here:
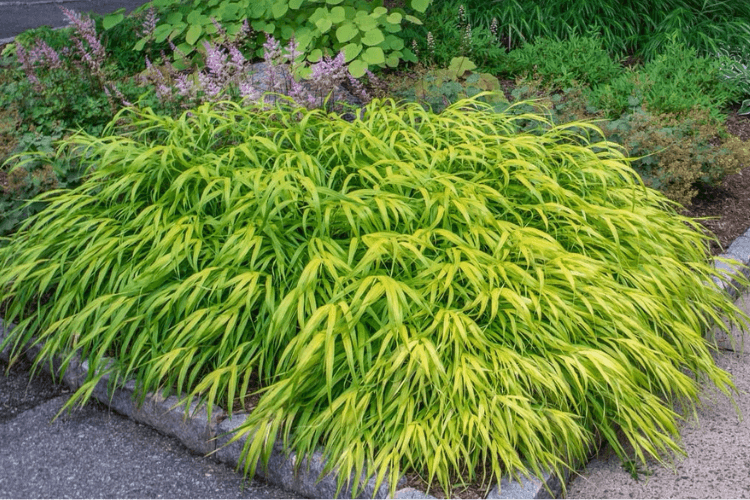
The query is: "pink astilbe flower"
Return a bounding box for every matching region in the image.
[15,44,40,86]
[143,56,173,102]
[27,40,62,69]
[228,45,246,72]
[204,41,228,81]
[262,34,283,65]
[60,6,106,73]
[239,81,260,101]
[307,51,348,107]
[174,73,195,98]
[139,7,159,39]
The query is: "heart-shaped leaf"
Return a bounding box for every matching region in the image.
[386,12,402,24]
[362,46,385,64]
[355,15,378,31]
[342,42,362,62]
[102,11,124,30]
[348,58,368,77]
[185,24,203,45]
[316,17,333,33]
[272,1,288,19]
[411,0,430,13]
[308,48,323,63]
[336,22,358,43]
[330,6,346,23]
[362,28,385,46]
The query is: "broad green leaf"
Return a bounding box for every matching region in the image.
[166,11,183,24]
[355,15,377,31]
[342,42,362,62]
[348,58,368,77]
[329,6,346,23]
[335,22,358,43]
[153,24,173,43]
[362,46,385,64]
[384,34,404,50]
[385,54,400,67]
[289,0,304,8]
[372,6,387,17]
[186,10,206,25]
[185,24,203,45]
[386,12,402,24]
[361,28,385,46]
[102,11,124,30]
[316,17,333,33]
[411,0,430,13]
[308,48,323,62]
[272,1,288,19]
[404,14,423,25]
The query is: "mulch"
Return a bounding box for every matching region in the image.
[682,102,750,255]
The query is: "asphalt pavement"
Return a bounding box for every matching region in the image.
[0,356,303,498]
[0,0,153,43]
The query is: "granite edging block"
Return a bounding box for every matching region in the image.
[486,469,565,499]
[0,318,14,362]
[712,255,749,299]
[215,413,395,499]
[728,235,750,264]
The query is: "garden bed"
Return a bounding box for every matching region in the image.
[2,1,750,498]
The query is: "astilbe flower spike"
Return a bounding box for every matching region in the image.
[60,6,106,74]
[139,7,159,39]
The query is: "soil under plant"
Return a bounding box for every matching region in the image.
[682,102,750,255]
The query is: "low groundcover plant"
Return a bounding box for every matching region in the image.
[0,95,748,497]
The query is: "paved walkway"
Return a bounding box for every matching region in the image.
[566,291,750,498]
[0,0,153,43]
[0,356,302,498]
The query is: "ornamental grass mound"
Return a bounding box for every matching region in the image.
[1,96,748,497]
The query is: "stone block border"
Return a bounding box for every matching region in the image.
[2,226,750,499]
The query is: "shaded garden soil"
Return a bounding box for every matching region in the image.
[683,103,750,255]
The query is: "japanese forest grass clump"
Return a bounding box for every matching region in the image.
[1,96,748,497]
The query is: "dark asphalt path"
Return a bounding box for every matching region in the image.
[0,357,303,498]
[0,0,153,43]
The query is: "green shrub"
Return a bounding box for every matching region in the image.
[125,0,430,76]
[1,97,748,498]
[505,33,623,88]
[397,57,507,112]
[400,1,508,72]
[587,37,738,119]
[603,108,750,206]
[445,0,750,61]
[0,133,87,239]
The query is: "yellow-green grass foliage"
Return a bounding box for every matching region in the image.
[0,96,747,497]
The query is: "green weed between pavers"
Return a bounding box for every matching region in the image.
[1,95,748,497]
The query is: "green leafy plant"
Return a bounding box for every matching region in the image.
[399,57,507,112]
[0,133,86,238]
[120,0,430,76]
[2,8,143,137]
[587,37,739,120]
[716,46,750,115]
[505,32,624,89]
[445,0,750,62]
[603,107,750,205]
[401,2,507,72]
[1,96,748,498]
